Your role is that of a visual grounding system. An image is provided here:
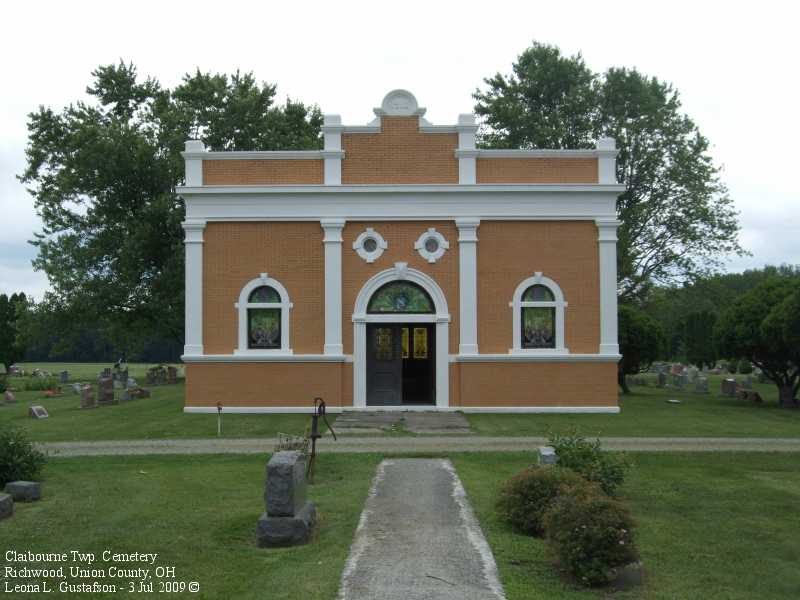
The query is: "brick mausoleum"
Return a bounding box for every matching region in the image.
[178,90,623,413]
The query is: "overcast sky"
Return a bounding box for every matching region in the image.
[2,0,798,298]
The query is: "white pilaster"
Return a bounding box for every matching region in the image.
[456,218,480,355]
[596,137,618,184]
[183,220,206,356]
[183,140,205,186]
[456,113,478,184]
[323,115,343,185]
[321,218,346,355]
[596,219,621,354]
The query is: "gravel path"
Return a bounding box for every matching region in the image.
[337,459,505,600]
[39,436,800,456]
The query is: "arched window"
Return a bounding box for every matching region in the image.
[367,281,434,314]
[511,273,567,354]
[235,274,292,354]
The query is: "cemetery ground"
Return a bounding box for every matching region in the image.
[2,451,798,599]
[1,364,799,441]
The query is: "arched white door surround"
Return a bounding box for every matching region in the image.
[510,272,568,354]
[353,262,450,408]
[234,273,293,355]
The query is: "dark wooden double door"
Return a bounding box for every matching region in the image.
[366,324,435,406]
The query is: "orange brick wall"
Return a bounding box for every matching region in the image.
[454,362,617,406]
[476,158,598,184]
[341,221,460,354]
[203,222,324,354]
[203,159,323,185]
[341,117,458,184]
[186,362,350,407]
[477,221,600,354]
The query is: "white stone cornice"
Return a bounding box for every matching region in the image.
[181,150,342,160]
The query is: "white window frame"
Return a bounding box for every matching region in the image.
[414,227,449,263]
[234,273,293,355]
[353,228,388,263]
[510,272,568,355]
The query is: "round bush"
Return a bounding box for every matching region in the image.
[0,426,46,487]
[544,488,638,586]
[495,467,593,536]
[738,359,753,374]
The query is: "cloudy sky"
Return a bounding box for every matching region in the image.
[2,0,797,298]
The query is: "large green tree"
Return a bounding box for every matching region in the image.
[0,293,27,369]
[617,304,664,394]
[683,310,717,369]
[474,42,744,299]
[714,277,800,407]
[20,62,322,351]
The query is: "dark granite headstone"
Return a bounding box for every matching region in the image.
[256,451,316,547]
[4,481,41,502]
[0,493,12,520]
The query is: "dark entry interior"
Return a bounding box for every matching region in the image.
[366,323,435,406]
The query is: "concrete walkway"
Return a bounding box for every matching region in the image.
[39,436,800,457]
[337,459,505,600]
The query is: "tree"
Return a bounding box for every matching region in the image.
[0,293,27,369]
[683,310,717,368]
[618,304,664,393]
[474,42,744,300]
[19,62,322,350]
[714,277,800,407]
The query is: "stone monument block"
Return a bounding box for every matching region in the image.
[29,405,49,419]
[538,446,558,466]
[98,377,115,405]
[0,493,12,520]
[59,370,69,383]
[266,451,308,517]
[4,481,41,502]
[80,385,96,409]
[256,451,316,547]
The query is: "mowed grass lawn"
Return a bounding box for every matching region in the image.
[1,364,798,441]
[3,454,383,600]
[3,452,798,599]
[456,452,800,600]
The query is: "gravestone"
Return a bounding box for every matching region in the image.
[657,372,667,388]
[97,377,115,405]
[59,370,69,384]
[4,481,41,502]
[29,405,49,419]
[687,366,699,382]
[721,378,737,397]
[256,451,316,547]
[113,379,124,390]
[127,378,138,388]
[4,391,16,404]
[80,385,96,409]
[167,367,178,384]
[0,493,12,520]
[538,446,558,465]
[71,383,82,394]
[694,377,709,394]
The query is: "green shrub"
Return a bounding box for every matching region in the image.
[548,432,631,496]
[496,467,594,536]
[0,426,46,486]
[24,377,59,391]
[544,487,638,586]
[738,359,753,374]
[727,360,738,374]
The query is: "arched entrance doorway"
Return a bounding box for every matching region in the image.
[353,263,450,409]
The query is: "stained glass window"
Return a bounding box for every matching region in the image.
[248,308,281,349]
[522,285,554,302]
[413,328,428,359]
[375,327,394,360]
[367,282,434,314]
[248,286,280,304]
[521,307,555,349]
